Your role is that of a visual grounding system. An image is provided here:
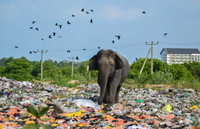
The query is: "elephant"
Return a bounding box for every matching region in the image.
[89,49,130,108]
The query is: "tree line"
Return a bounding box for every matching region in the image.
[0,57,199,89]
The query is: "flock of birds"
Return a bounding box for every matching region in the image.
[14,9,168,60]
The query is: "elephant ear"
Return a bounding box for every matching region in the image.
[89,55,98,70]
[115,54,122,70]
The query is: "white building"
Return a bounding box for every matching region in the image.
[160,48,200,65]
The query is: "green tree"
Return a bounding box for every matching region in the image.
[4,58,32,81]
[0,57,14,66]
[128,58,167,79]
[183,62,200,78]
[169,64,193,80]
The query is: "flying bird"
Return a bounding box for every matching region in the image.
[164,33,168,36]
[49,35,52,39]
[86,11,89,14]
[72,14,75,17]
[115,35,120,40]
[112,40,115,44]
[58,36,62,38]
[35,28,39,31]
[142,11,146,14]
[30,27,33,29]
[81,8,84,12]
[76,56,79,60]
[53,32,56,36]
[33,51,37,53]
[32,21,36,24]
[90,9,94,12]
[14,46,18,48]
[67,50,71,53]
[55,23,58,26]
[90,19,93,23]
[41,38,44,40]
[59,25,62,29]
[83,48,86,50]
[67,21,71,24]
[29,51,32,54]
[98,46,100,49]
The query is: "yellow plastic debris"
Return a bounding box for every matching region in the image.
[77,124,84,127]
[51,124,58,127]
[190,105,197,110]
[65,110,83,118]
[25,121,35,125]
[162,104,172,112]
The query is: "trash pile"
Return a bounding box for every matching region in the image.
[0,76,200,129]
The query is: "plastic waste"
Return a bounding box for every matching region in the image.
[162,104,172,112]
[72,99,100,108]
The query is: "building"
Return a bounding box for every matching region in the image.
[160,48,200,65]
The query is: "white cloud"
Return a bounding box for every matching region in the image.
[99,5,140,20]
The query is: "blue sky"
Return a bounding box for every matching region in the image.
[0,0,200,64]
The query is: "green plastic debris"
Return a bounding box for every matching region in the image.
[162,104,172,112]
[135,99,144,103]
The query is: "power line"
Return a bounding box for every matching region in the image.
[159,42,200,45]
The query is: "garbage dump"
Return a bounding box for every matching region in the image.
[0,76,199,129]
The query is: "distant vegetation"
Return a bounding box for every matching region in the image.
[0,57,199,90]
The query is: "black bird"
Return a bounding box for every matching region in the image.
[32,21,36,24]
[98,46,100,49]
[83,48,86,50]
[35,28,39,31]
[86,11,89,14]
[55,23,58,26]
[164,33,168,36]
[67,21,71,24]
[76,56,79,60]
[67,50,71,53]
[14,46,18,48]
[33,51,37,53]
[41,38,44,40]
[30,27,33,29]
[29,51,32,54]
[142,11,146,14]
[90,9,94,12]
[58,36,62,38]
[81,8,84,12]
[49,35,52,39]
[90,19,93,23]
[112,40,115,44]
[59,25,62,29]
[72,14,75,17]
[53,32,56,36]
[115,35,120,40]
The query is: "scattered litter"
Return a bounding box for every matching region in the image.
[0,76,199,128]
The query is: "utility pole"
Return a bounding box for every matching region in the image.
[69,56,79,77]
[140,41,158,75]
[140,48,151,74]
[37,50,48,80]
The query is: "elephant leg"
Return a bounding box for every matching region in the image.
[103,88,109,103]
[115,83,122,103]
[107,70,122,105]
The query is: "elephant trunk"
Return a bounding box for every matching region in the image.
[97,68,109,105]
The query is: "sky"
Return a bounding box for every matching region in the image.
[0,0,200,64]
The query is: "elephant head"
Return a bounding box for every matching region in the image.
[89,49,129,106]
